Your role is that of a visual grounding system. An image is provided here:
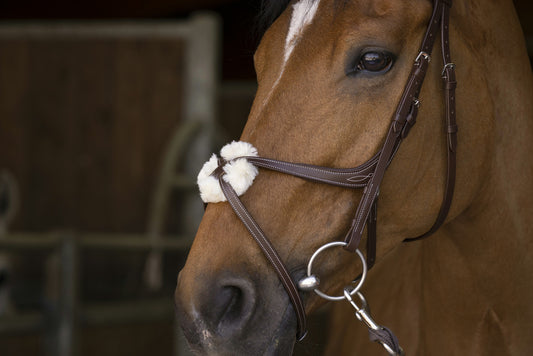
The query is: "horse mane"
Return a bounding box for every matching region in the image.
[256,0,292,35]
[256,0,347,37]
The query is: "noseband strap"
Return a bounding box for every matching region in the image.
[203,0,456,341]
[213,166,308,340]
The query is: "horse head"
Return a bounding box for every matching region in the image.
[175,0,532,354]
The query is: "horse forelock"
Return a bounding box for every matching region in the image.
[257,0,291,30]
[250,0,324,125]
[257,0,349,37]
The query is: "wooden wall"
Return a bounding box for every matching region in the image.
[0,31,185,233]
[0,25,193,356]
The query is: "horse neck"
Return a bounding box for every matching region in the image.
[375,147,533,353]
[326,2,533,354]
[414,0,533,347]
[386,0,533,348]
[449,0,533,270]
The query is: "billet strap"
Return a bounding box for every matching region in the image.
[213,167,308,340]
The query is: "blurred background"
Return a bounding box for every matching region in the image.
[0,1,531,356]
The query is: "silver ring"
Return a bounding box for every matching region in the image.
[306,241,367,301]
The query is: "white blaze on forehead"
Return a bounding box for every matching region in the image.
[254,0,320,119]
[285,0,320,64]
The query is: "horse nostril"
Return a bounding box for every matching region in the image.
[216,286,243,324]
[212,279,256,337]
[175,272,259,349]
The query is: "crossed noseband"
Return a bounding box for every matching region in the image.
[197,0,457,353]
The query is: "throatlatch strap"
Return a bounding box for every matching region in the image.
[404,0,456,242]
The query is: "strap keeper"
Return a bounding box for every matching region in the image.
[445,80,457,90]
[392,115,405,135]
[447,124,458,134]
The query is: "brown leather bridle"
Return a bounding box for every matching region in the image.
[209,0,457,345]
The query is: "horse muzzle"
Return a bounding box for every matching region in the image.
[175,266,298,356]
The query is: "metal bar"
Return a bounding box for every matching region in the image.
[79,235,191,251]
[0,21,191,39]
[80,298,174,326]
[181,13,220,239]
[0,299,176,334]
[0,233,62,250]
[147,120,202,242]
[0,233,191,251]
[0,312,43,334]
[58,234,78,356]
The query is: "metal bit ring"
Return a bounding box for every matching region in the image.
[302,241,367,301]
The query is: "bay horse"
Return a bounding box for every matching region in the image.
[175,0,533,354]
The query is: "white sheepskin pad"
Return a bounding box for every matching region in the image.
[197,141,259,203]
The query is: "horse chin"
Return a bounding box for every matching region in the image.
[264,303,297,356]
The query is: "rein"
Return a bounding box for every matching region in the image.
[199,0,457,352]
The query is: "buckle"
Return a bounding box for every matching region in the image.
[441,62,456,78]
[415,51,431,65]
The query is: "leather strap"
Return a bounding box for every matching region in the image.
[404,0,456,242]
[246,155,377,188]
[214,167,308,340]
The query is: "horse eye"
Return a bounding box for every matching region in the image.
[354,51,393,75]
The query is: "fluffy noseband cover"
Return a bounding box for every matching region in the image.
[197,141,259,203]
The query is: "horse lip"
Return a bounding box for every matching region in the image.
[262,267,306,355]
[177,303,297,356]
[264,302,297,356]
